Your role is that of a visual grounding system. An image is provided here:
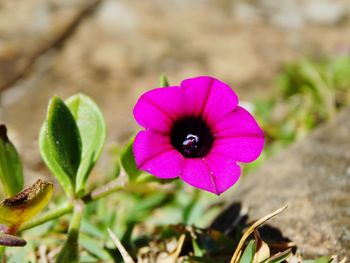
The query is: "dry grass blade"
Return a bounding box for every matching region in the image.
[157,234,186,263]
[269,241,296,250]
[230,205,288,263]
[107,228,135,263]
[168,234,186,261]
[268,248,291,261]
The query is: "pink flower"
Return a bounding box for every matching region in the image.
[133,76,264,195]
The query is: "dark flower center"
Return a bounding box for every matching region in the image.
[170,116,214,158]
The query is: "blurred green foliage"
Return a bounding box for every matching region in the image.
[254,54,350,158]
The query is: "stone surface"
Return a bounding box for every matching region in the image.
[223,106,350,257]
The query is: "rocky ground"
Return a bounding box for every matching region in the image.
[0,0,350,257]
[223,105,350,258]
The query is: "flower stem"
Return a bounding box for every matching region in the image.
[19,177,126,232]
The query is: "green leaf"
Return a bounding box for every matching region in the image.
[0,179,53,230]
[40,96,81,195]
[304,256,333,263]
[192,238,204,257]
[39,124,73,196]
[314,256,333,263]
[81,220,105,239]
[120,136,141,181]
[127,192,168,223]
[47,96,82,179]
[183,189,200,224]
[0,125,24,196]
[65,94,106,195]
[159,73,170,87]
[239,240,256,263]
[80,233,112,261]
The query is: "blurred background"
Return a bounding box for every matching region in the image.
[1,0,350,184]
[1,0,350,261]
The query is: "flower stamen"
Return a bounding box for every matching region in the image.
[170,116,214,158]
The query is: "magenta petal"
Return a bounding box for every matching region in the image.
[133,76,264,194]
[213,106,264,138]
[205,154,241,194]
[202,78,239,124]
[180,76,214,116]
[133,130,184,178]
[133,86,185,133]
[180,76,239,123]
[210,105,264,163]
[180,157,241,195]
[211,136,264,163]
[180,159,217,194]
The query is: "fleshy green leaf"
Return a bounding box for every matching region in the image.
[0,125,24,196]
[239,240,256,263]
[65,94,106,195]
[39,124,73,196]
[120,136,141,181]
[47,96,81,179]
[0,179,53,230]
[40,96,81,195]
[159,73,170,87]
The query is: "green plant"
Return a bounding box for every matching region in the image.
[254,54,350,158]
[0,72,345,262]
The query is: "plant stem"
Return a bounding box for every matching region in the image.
[85,176,127,201]
[19,177,126,232]
[55,200,84,263]
[20,204,73,231]
[0,246,5,263]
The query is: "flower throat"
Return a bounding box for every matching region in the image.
[170,116,214,158]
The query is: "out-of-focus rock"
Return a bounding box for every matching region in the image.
[263,0,305,29]
[303,0,347,25]
[233,0,349,27]
[96,0,138,35]
[0,0,101,91]
[223,106,350,257]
